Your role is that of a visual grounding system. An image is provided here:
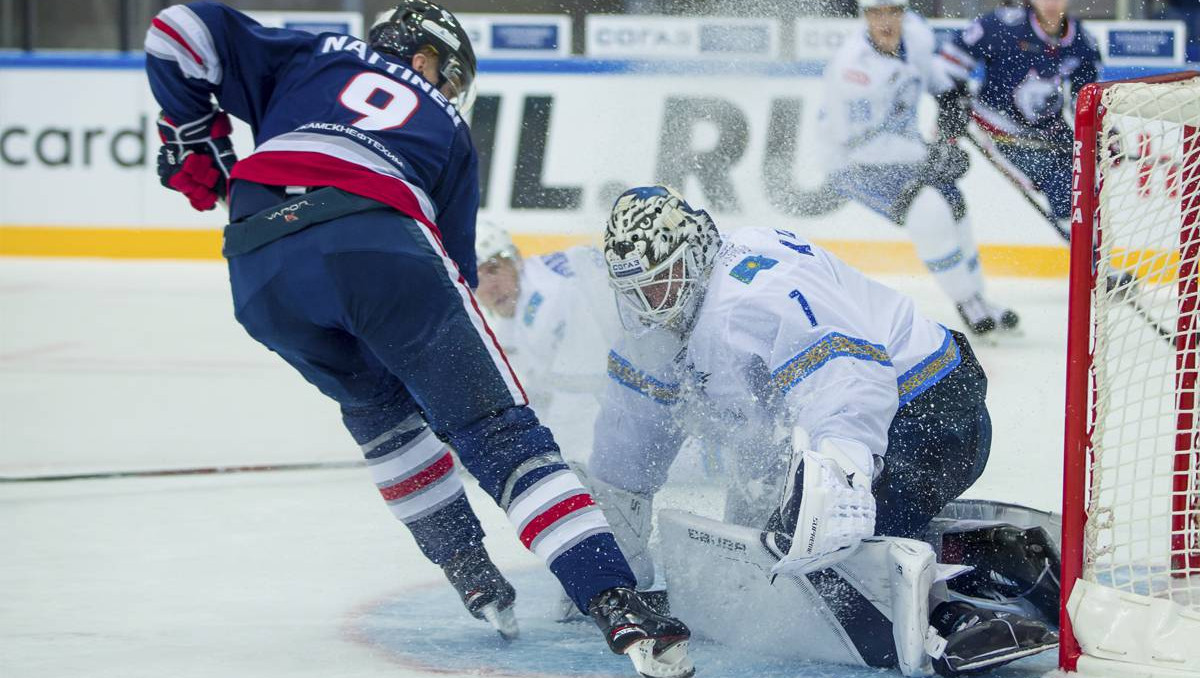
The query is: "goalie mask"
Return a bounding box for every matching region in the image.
[604,186,722,330]
[370,1,478,114]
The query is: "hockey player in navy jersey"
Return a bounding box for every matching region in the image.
[940,0,1101,234]
[144,4,692,676]
[586,186,1060,676]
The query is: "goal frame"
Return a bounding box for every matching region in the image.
[1062,70,1200,673]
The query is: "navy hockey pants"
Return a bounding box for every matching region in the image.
[829,164,967,225]
[874,330,992,538]
[225,182,634,610]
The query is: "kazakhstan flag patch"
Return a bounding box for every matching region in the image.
[729,255,778,284]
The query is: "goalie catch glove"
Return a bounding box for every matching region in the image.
[770,435,877,577]
[156,109,237,211]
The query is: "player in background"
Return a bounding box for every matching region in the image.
[144,4,693,676]
[820,0,1018,337]
[473,220,618,420]
[940,0,1101,235]
[588,186,1059,676]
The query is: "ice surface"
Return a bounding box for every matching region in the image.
[0,257,1069,677]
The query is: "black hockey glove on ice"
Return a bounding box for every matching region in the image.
[157,109,237,212]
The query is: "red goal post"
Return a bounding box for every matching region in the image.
[1062,71,1200,676]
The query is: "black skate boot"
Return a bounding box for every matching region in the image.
[956,296,997,336]
[442,546,519,640]
[957,295,1019,337]
[939,524,1061,626]
[588,587,694,678]
[930,601,1058,677]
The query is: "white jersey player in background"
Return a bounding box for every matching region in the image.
[820,0,1018,337]
[473,221,619,459]
[585,186,1059,676]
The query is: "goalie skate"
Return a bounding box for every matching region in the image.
[929,601,1058,677]
[588,587,694,678]
[442,546,519,640]
[939,523,1060,626]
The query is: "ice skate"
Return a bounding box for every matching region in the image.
[588,587,693,678]
[956,294,1020,340]
[442,546,519,640]
[939,523,1060,626]
[929,601,1058,676]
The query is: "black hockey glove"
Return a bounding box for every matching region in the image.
[157,110,237,211]
[921,141,970,185]
[934,81,972,142]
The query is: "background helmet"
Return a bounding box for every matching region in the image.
[859,0,908,10]
[603,186,722,329]
[369,2,478,114]
[475,219,519,264]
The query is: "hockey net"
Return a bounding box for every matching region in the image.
[1062,72,1200,676]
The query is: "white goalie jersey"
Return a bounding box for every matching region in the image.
[590,227,961,493]
[819,12,957,172]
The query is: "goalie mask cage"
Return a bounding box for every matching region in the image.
[1063,71,1200,677]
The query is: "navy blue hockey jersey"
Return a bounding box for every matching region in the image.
[145,2,481,285]
[941,6,1101,147]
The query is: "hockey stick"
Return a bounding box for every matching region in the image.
[965,124,1175,344]
[962,125,1070,241]
[0,459,364,483]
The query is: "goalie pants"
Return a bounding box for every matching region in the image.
[874,330,991,538]
[224,181,635,611]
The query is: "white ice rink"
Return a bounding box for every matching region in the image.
[0,257,1071,677]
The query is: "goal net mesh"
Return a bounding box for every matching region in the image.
[1086,76,1200,609]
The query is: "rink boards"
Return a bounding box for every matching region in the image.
[0,55,1192,277]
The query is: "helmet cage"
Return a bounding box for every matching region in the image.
[610,238,704,328]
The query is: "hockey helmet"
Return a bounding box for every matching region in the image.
[475,218,519,264]
[603,185,722,330]
[858,0,908,9]
[370,1,478,114]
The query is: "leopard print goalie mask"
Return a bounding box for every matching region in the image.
[603,185,722,330]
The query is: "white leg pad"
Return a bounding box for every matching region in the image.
[888,539,938,676]
[586,473,656,589]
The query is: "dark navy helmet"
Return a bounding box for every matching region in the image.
[370,2,477,113]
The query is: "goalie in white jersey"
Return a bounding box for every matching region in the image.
[820,0,1017,337]
[586,186,1059,676]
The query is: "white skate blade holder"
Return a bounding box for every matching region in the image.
[625,638,695,678]
[480,601,519,641]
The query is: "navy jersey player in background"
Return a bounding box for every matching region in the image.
[144,3,693,676]
[940,0,1101,233]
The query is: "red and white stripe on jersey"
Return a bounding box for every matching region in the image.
[230,131,527,405]
[145,5,222,84]
[506,469,611,563]
[367,426,464,523]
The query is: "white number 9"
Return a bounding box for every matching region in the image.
[338,72,419,131]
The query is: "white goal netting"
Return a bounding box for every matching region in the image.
[1085,75,1200,610]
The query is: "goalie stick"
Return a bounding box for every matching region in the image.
[965,123,1175,345]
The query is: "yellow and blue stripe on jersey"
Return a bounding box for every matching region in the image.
[607,351,681,405]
